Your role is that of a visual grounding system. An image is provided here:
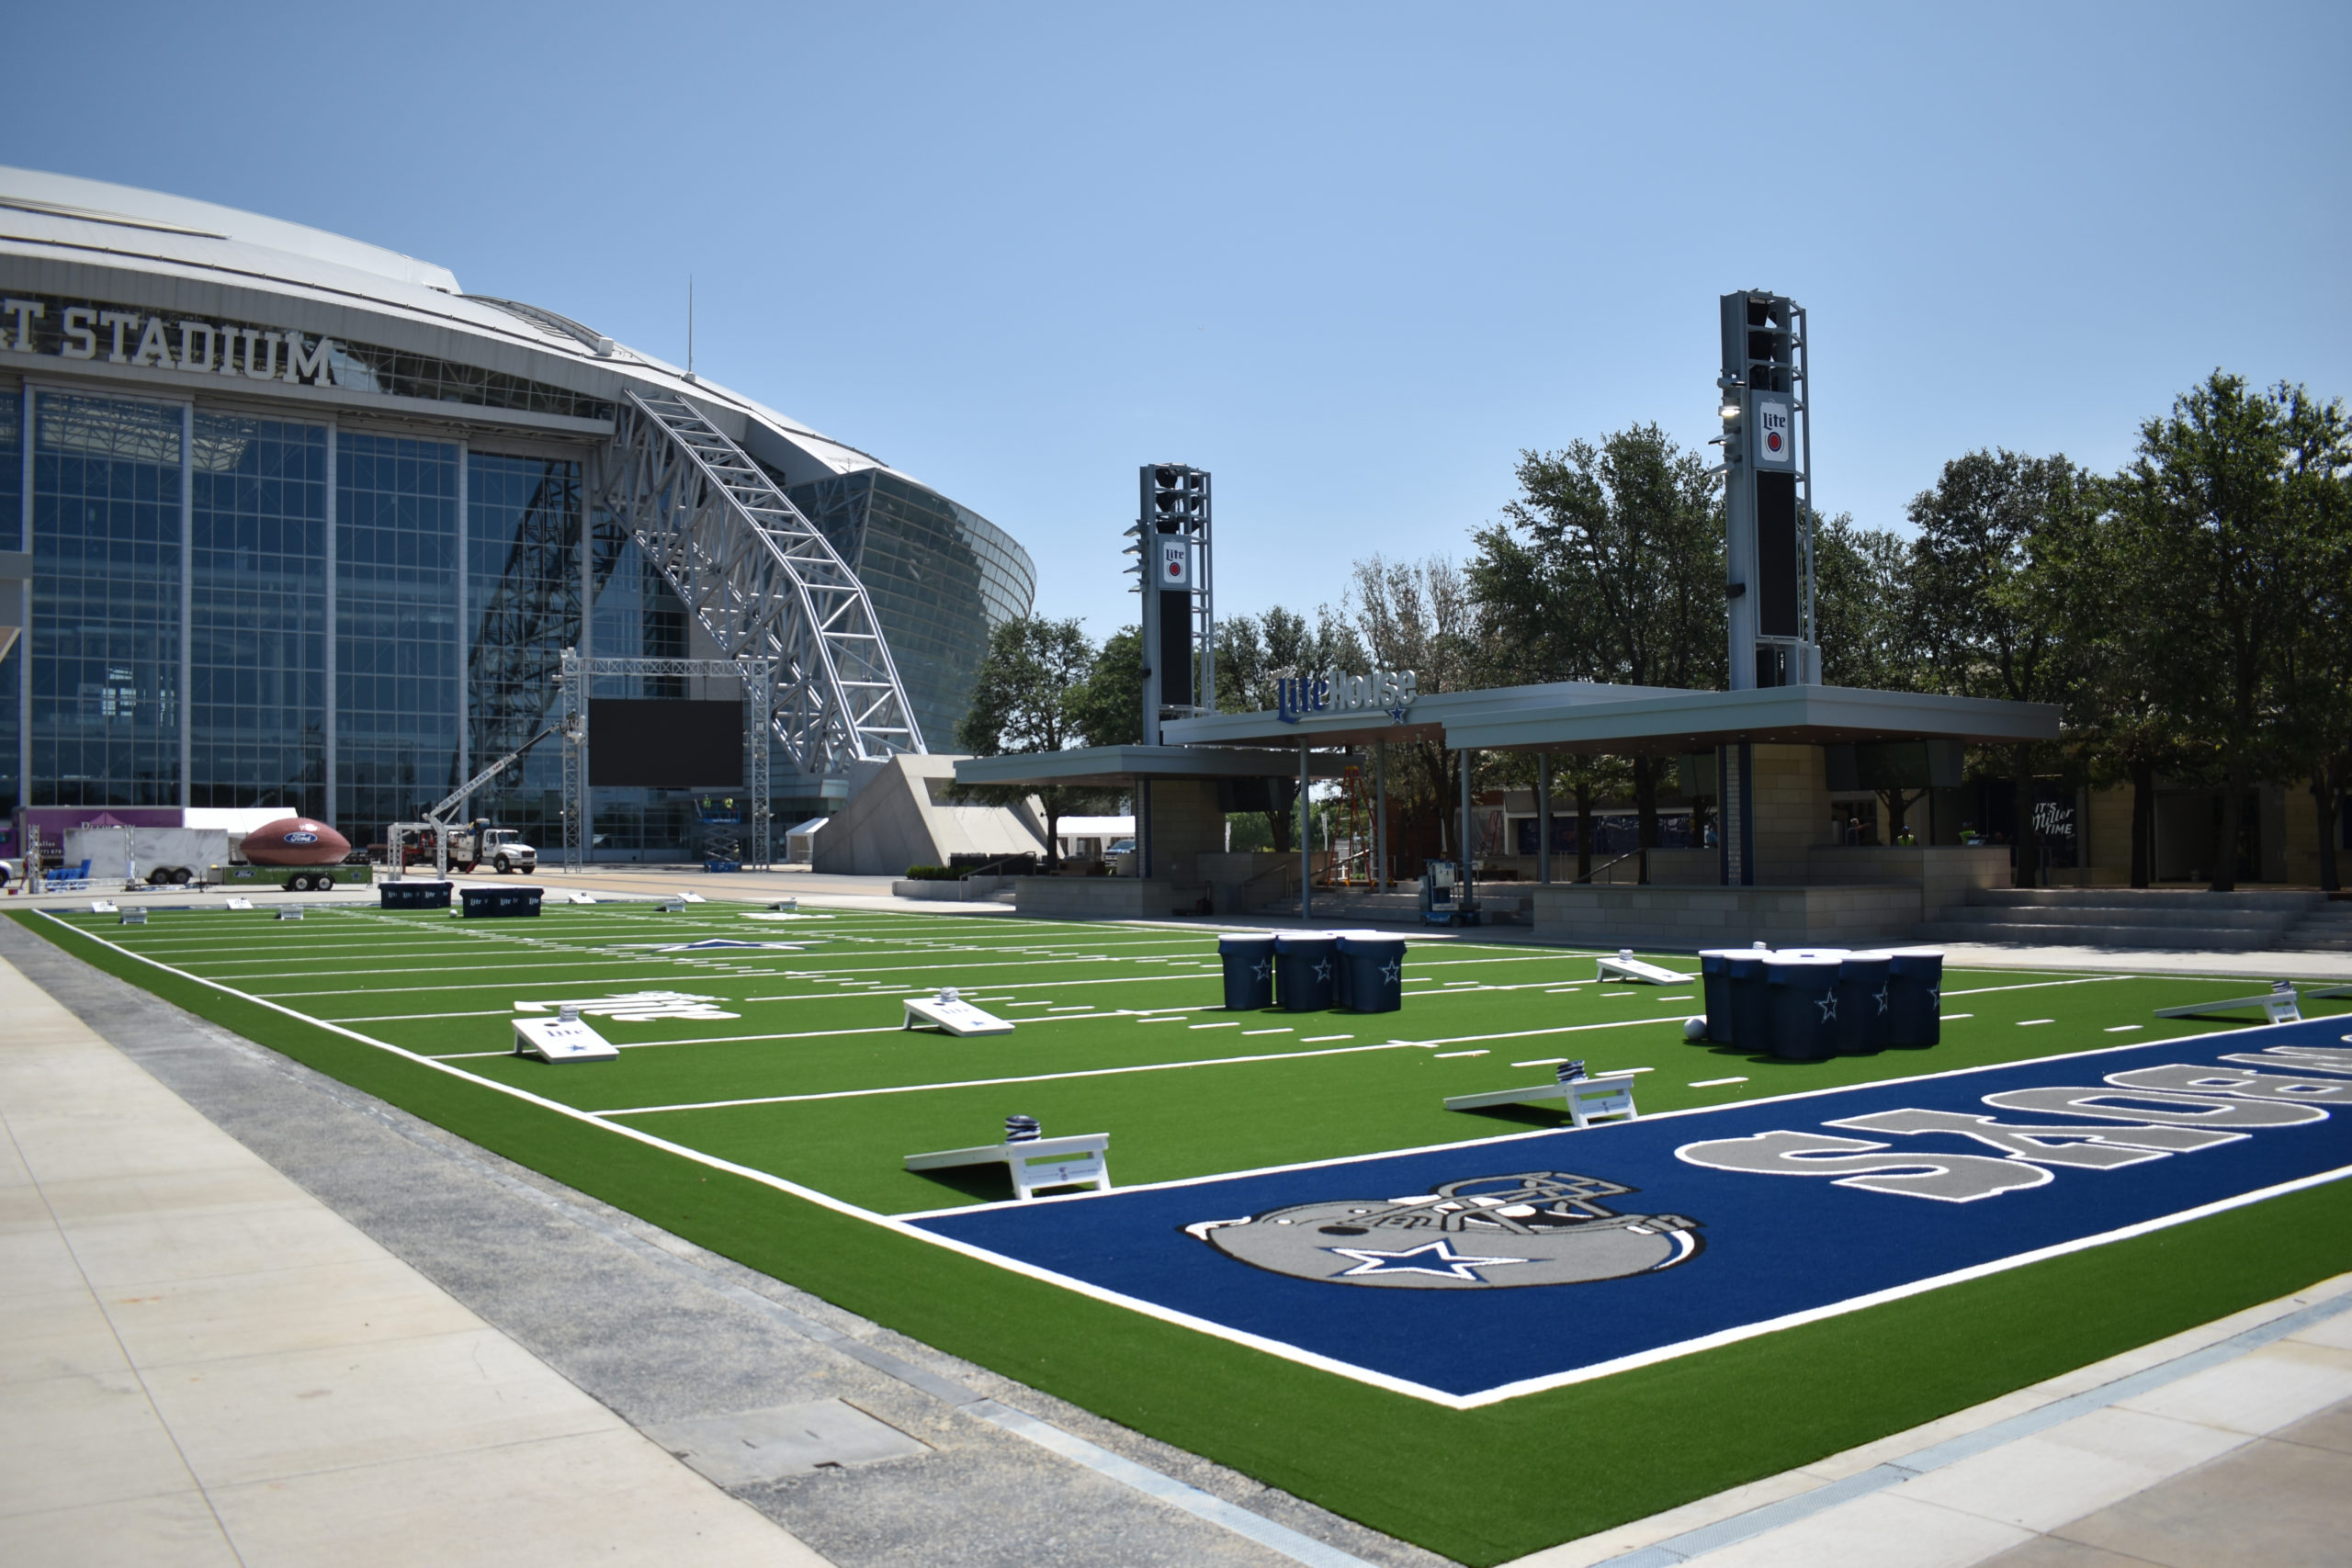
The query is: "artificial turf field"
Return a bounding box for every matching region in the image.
[17,898,2352,1565]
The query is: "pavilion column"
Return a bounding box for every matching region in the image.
[1536,753,1551,885]
[1719,741,1755,886]
[1374,746,1388,888]
[1458,748,1475,901]
[1298,739,1311,920]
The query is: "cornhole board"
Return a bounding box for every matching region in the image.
[903,995,1015,1036]
[119,908,147,925]
[565,891,597,905]
[91,900,118,913]
[276,908,303,921]
[225,897,254,910]
[905,1134,1111,1201]
[513,1015,619,1063]
[2155,990,2301,1024]
[1597,954,1692,985]
[1444,1072,1642,1128]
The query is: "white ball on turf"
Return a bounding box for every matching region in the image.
[1683,1017,1707,1041]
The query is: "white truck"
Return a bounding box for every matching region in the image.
[63,826,232,887]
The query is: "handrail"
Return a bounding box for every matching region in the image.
[1572,850,1644,885]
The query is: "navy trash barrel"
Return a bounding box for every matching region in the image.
[1835,952,1894,1055]
[379,880,451,911]
[1698,950,1742,1042]
[1275,931,1340,1012]
[1217,933,1277,1011]
[460,885,543,919]
[1886,948,1946,1047]
[1337,932,1407,1013]
[1727,950,1774,1052]
[1765,954,1844,1062]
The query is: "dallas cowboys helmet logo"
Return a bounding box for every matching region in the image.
[1187,1171,1702,1289]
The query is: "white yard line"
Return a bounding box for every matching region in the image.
[592,1041,1422,1116]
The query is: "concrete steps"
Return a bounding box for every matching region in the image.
[2285,900,2352,952]
[1257,887,1531,924]
[1922,886,2325,952]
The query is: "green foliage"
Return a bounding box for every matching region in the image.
[1813,510,1921,691]
[2107,373,2352,888]
[902,864,961,880]
[953,615,1111,863]
[1066,625,1144,748]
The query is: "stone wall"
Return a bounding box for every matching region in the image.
[1529,882,1925,950]
[1802,844,2009,919]
[1143,780,1226,884]
[1750,743,1834,882]
[1013,876,1207,920]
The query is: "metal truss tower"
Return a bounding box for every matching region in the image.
[591,388,924,775]
[558,649,772,870]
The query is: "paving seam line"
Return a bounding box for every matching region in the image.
[5,936,1383,1568]
[1586,1284,2352,1567]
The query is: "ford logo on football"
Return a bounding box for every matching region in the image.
[284,831,318,844]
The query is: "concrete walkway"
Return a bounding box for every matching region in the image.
[1504,1278,2352,1568]
[0,954,834,1567]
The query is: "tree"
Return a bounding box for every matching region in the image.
[1907,449,2096,886]
[954,615,1102,867]
[1344,556,1484,860]
[1468,425,1723,876]
[1213,605,1358,852]
[1813,510,1935,836]
[2110,375,2352,890]
[1066,625,1144,748]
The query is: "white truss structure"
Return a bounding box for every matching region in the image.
[558,650,773,871]
[591,387,924,775]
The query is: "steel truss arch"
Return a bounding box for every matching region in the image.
[591,388,925,776]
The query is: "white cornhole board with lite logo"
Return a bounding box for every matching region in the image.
[903,990,1014,1036]
[905,1134,1111,1201]
[1597,951,1692,985]
[513,1014,619,1063]
[1444,1072,1642,1129]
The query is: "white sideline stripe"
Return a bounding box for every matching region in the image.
[1580,1287,2352,1568]
[60,911,2335,1415]
[593,1042,1420,1116]
[1690,1077,1748,1088]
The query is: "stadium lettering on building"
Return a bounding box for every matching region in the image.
[2,296,344,385]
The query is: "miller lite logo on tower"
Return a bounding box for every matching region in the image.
[1753,399,1793,466]
[1159,537,1191,587]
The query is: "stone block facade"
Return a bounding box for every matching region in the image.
[1013,876,1208,920]
[1529,882,1926,950]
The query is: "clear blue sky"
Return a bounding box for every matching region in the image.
[8,2,2346,638]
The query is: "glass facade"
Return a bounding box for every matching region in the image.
[465,453,581,844]
[10,396,1028,858]
[1,386,19,819]
[786,468,1035,751]
[31,391,183,807]
[190,414,327,814]
[335,433,459,835]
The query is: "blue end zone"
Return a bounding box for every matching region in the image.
[912,1020,2352,1404]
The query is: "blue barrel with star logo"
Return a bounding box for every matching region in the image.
[1885,948,1945,1047]
[1217,933,1278,1011]
[1274,931,1340,1011]
[1336,932,1407,1012]
[1764,953,1843,1061]
[1725,949,1773,1047]
[1835,951,1894,1055]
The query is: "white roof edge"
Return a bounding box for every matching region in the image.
[0,166,460,293]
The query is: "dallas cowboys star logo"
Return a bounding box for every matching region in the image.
[1315,959,1333,982]
[1381,958,1401,984]
[1874,987,1890,1015]
[1252,959,1271,982]
[1815,993,1838,1023]
[1325,1239,1531,1281]
[1926,987,1940,1010]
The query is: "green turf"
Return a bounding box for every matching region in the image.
[18,900,2352,1564]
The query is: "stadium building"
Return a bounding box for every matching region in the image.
[0,167,1034,865]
